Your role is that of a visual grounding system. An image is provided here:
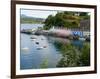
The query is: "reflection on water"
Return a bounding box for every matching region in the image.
[20,24,90,70]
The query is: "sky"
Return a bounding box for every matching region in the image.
[20,9,58,19]
[20,9,90,19]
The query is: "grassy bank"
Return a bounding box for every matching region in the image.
[53,42,90,67]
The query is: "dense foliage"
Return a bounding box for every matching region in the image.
[53,41,90,67]
[44,12,90,30]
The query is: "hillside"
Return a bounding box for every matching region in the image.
[20,14,45,24]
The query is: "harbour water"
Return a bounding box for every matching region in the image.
[20,24,90,69]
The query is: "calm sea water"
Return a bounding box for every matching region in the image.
[20,24,84,70]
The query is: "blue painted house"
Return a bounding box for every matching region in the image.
[72,31,83,37]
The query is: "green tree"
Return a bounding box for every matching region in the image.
[79,12,88,16]
[44,15,54,30]
[53,42,80,67]
[79,12,90,20]
[79,43,90,66]
[54,12,65,27]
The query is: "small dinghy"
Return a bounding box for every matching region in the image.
[43,46,47,48]
[21,47,29,51]
[36,47,43,50]
[30,37,36,39]
[31,39,36,41]
[41,38,44,40]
